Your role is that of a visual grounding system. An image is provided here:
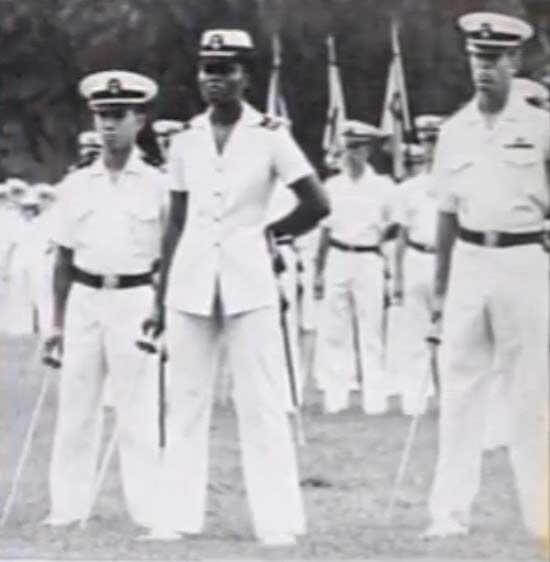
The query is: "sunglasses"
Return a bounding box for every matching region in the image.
[93,107,130,120]
[200,62,239,76]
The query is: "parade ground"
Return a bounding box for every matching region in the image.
[0,334,546,561]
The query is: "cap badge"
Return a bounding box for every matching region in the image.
[480,22,492,39]
[107,78,122,95]
[208,34,224,50]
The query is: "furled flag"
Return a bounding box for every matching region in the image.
[322,35,347,171]
[380,19,412,182]
[266,33,290,124]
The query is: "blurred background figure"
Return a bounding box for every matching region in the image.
[73,130,103,170]
[3,187,40,335]
[22,183,59,335]
[295,226,321,390]
[391,115,444,416]
[6,178,29,212]
[314,120,397,415]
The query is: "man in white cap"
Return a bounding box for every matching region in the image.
[424,12,549,540]
[42,70,168,528]
[144,29,329,545]
[391,115,444,415]
[314,120,396,414]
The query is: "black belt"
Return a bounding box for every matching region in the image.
[458,226,542,248]
[72,266,152,289]
[330,238,381,254]
[408,239,435,253]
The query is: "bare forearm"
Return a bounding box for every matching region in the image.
[268,175,330,238]
[155,191,187,308]
[434,212,458,299]
[314,227,331,277]
[52,247,74,329]
[155,221,183,308]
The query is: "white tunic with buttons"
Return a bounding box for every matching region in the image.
[159,103,312,538]
[166,102,314,316]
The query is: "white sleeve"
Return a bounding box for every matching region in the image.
[166,136,188,193]
[433,127,459,214]
[50,176,78,248]
[272,128,315,186]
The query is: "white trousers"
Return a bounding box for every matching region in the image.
[49,284,160,525]
[316,249,388,413]
[394,249,436,414]
[214,245,304,410]
[429,242,549,536]
[159,305,305,538]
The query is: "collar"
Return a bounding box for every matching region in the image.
[89,146,144,177]
[464,87,526,125]
[192,101,264,129]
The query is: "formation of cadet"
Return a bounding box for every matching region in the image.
[0,7,548,548]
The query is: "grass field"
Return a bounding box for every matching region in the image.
[0,334,546,561]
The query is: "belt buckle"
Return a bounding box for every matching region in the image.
[102,274,120,289]
[483,230,499,247]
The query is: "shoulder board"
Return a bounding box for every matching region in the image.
[141,153,164,168]
[259,115,284,131]
[75,152,99,169]
[181,121,192,130]
[322,168,342,181]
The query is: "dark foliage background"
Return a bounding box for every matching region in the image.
[0,0,548,182]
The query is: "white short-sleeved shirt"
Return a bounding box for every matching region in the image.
[53,149,168,274]
[323,166,397,246]
[166,102,315,316]
[435,91,550,232]
[397,172,438,246]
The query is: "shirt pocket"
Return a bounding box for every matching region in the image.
[501,148,542,200]
[502,148,538,168]
[127,205,161,257]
